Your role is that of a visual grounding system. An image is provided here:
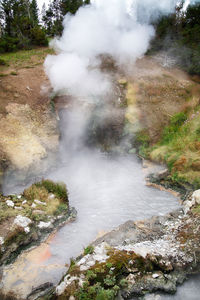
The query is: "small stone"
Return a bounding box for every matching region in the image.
[0,237,4,245]
[31,203,37,208]
[69,296,75,300]
[14,206,23,210]
[38,221,51,229]
[34,199,47,206]
[48,193,55,200]
[6,200,14,208]
[22,200,27,205]
[14,215,32,228]
[17,195,22,199]
[192,190,200,205]
[56,282,66,296]
[152,273,160,279]
[33,210,45,215]
[24,226,30,233]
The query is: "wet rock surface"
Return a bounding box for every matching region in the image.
[49,198,200,300]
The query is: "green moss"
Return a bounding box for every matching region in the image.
[119,278,128,288]
[192,204,200,215]
[58,248,161,300]
[84,245,94,255]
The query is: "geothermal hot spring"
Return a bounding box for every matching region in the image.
[2,103,200,299]
[1,103,181,298]
[2,0,200,298]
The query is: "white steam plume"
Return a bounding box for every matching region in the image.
[44,0,177,98]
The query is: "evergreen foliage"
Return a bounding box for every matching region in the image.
[0,0,47,52]
[151,2,200,75]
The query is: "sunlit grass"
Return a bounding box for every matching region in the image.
[0,47,54,69]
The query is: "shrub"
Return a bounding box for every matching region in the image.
[30,26,48,46]
[23,179,68,203]
[0,36,20,53]
[35,179,68,202]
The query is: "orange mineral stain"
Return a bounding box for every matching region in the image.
[37,247,51,263]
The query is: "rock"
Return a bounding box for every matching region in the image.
[183,199,195,214]
[144,294,161,300]
[156,169,169,179]
[56,282,66,296]
[17,195,22,199]
[33,210,45,215]
[48,193,55,200]
[69,296,75,300]
[24,227,30,233]
[31,203,37,208]
[6,200,14,208]
[22,200,27,205]
[192,190,200,205]
[34,199,46,206]
[38,221,51,229]
[14,206,23,210]
[152,273,160,279]
[13,215,32,228]
[0,237,4,245]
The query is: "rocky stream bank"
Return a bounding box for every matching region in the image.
[44,188,200,300]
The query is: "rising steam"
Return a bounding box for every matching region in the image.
[44,0,177,99]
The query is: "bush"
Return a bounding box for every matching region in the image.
[0,36,20,53]
[30,26,48,46]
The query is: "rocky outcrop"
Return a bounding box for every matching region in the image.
[50,194,200,300]
[0,180,76,266]
[0,103,59,190]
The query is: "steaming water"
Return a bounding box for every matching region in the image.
[2,106,196,299]
[40,107,180,265]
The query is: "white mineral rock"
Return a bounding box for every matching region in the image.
[17,195,22,199]
[56,282,66,296]
[31,203,37,208]
[77,242,109,271]
[14,215,32,228]
[24,227,30,233]
[34,199,47,206]
[152,273,160,278]
[183,200,195,214]
[22,200,27,205]
[192,190,200,205]
[48,193,55,200]
[38,221,51,229]
[6,200,14,208]
[0,237,4,245]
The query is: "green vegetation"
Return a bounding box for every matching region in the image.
[0,179,70,265]
[42,0,90,37]
[84,245,95,255]
[34,179,68,203]
[57,248,159,300]
[137,107,200,188]
[0,0,47,53]
[151,2,200,75]
[0,0,91,53]
[0,47,54,69]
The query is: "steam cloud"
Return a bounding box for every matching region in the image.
[44,0,177,99]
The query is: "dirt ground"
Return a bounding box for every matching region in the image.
[127,55,200,143]
[0,60,50,116]
[0,48,59,181]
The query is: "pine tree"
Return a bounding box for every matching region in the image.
[30,0,39,25]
